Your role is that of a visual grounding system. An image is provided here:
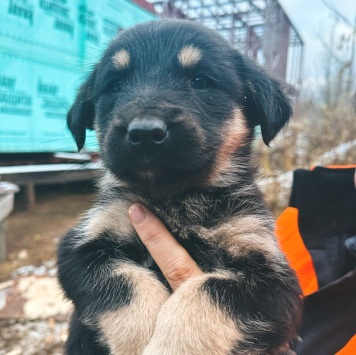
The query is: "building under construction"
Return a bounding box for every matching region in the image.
[148,0,304,89]
[0,0,303,154]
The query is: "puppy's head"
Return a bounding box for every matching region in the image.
[68,20,291,190]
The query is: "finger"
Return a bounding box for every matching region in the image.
[128,204,203,291]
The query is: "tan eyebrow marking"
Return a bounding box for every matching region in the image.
[178,45,202,67]
[112,49,130,69]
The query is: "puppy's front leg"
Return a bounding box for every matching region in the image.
[143,272,241,355]
[96,262,170,354]
[143,261,301,355]
[58,229,169,355]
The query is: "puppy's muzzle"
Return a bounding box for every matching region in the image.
[127,118,168,157]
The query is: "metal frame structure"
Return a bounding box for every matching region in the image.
[148,0,304,88]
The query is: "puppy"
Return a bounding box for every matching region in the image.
[57,20,302,355]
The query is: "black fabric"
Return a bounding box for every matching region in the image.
[293,270,356,355]
[288,167,356,354]
[289,167,356,286]
[308,234,356,287]
[345,235,356,259]
[290,167,356,245]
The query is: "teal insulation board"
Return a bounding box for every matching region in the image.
[0,0,156,152]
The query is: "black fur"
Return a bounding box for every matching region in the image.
[58,20,302,355]
[65,311,109,355]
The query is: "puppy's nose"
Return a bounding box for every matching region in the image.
[127,118,168,155]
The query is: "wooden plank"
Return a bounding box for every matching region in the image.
[0,163,103,186]
[25,183,36,210]
[0,163,101,209]
[0,163,102,175]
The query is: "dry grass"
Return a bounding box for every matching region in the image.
[256,95,356,214]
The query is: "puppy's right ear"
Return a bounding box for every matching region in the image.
[67,70,96,151]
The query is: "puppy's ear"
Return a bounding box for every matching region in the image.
[239,56,292,146]
[67,70,96,151]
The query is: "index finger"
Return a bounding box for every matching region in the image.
[128,204,203,291]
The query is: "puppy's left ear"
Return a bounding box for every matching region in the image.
[67,69,96,151]
[238,56,292,146]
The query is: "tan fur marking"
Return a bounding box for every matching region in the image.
[208,108,248,185]
[83,199,134,239]
[99,263,169,355]
[202,214,281,259]
[143,272,243,355]
[112,49,130,69]
[178,45,202,67]
[98,171,128,190]
[218,108,248,162]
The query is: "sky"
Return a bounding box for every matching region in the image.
[278,0,356,88]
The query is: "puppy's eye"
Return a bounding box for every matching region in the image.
[191,76,211,90]
[110,80,124,93]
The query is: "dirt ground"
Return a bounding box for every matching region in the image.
[0,183,95,283]
[0,183,95,355]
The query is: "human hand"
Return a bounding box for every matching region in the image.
[128,204,203,291]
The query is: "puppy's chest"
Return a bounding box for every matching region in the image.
[150,194,227,239]
[148,197,236,263]
[145,205,227,272]
[90,190,240,271]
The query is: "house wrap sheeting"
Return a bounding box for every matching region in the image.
[0,0,156,153]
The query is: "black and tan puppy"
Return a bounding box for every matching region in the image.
[57,20,302,355]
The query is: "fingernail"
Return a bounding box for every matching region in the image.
[129,204,147,225]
